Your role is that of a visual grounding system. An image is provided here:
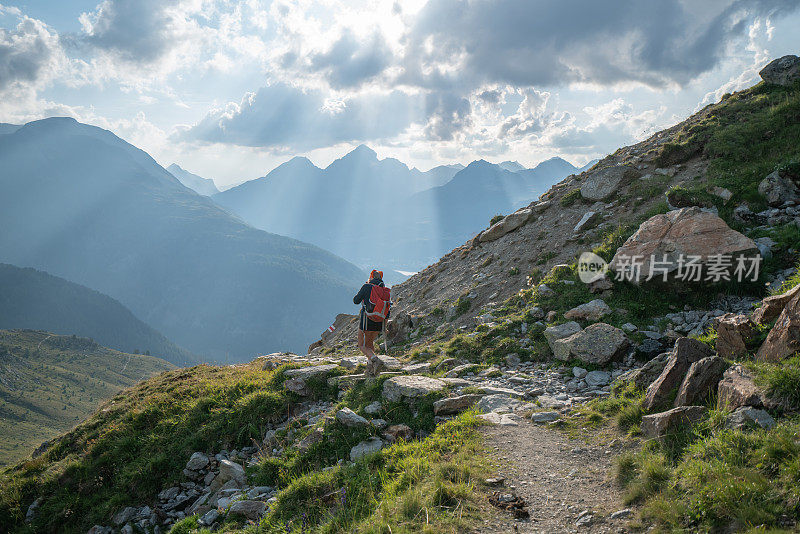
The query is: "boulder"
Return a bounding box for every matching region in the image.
[588,275,613,294]
[335,408,369,427]
[531,411,561,423]
[433,394,484,415]
[717,365,767,411]
[758,170,800,207]
[759,55,800,86]
[544,322,582,359]
[284,377,310,396]
[297,428,324,451]
[674,356,726,406]
[564,299,611,321]
[580,166,634,201]
[643,338,713,410]
[113,507,137,526]
[185,451,210,472]
[715,314,756,359]
[228,500,266,520]
[382,375,446,403]
[382,424,414,443]
[479,208,533,242]
[350,437,384,461]
[559,323,629,365]
[573,211,599,233]
[756,291,800,362]
[641,406,707,439]
[445,363,478,378]
[584,370,611,388]
[725,407,776,430]
[477,394,527,414]
[609,207,758,285]
[285,364,339,379]
[210,460,246,493]
[617,352,670,390]
[385,310,413,343]
[340,355,368,369]
[752,284,800,325]
[364,401,382,415]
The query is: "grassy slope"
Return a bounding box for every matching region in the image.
[0,330,174,467]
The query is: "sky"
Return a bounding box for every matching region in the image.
[1,0,799,189]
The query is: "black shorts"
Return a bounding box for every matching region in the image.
[359,310,383,332]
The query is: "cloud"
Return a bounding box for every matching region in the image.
[305,31,394,89]
[400,0,800,90]
[180,83,426,150]
[79,0,185,64]
[0,13,63,92]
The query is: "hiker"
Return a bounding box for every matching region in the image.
[353,269,391,376]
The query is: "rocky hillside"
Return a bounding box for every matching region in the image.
[1,57,799,534]
[0,330,174,466]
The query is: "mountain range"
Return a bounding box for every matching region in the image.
[213,146,583,274]
[0,118,365,361]
[0,263,195,366]
[166,163,220,196]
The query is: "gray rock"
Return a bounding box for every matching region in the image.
[759,170,799,207]
[433,394,484,415]
[544,321,582,359]
[641,406,707,439]
[674,356,726,406]
[584,370,611,388]
[477,394,527,414]
[25,497,42,523]
[572,367,588,379]
[228,500,266,520]
[350,437,384,461]
[364,401,382,415]
[717,365,769,410]
[340,355,368,369]
[505,353,521,367]
[610,509,632,520]
[531,411,560,423]
[113,507,137,526]
[120,525,133,534]
[759,54,800,86]
[185,452,209,472]
[581,165,632,201]
[621,323,637,333]
[643,338,713,411]
[617,352,670,390]
[563,299,611,321]
[537,284,556,298]
[560,323,629,365]
[336,407,369,427]
[446,363,478,377]
[479,208,533,242]
[725,407,776,430]
[210,459,246,492]
[573,211,599,233]
[382,375,446,403]
[284,364,339,379]
[199,509,220,526]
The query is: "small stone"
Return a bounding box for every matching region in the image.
[572,367,588,379]
[350,437,384,461]
[185,452,209,472]
[584,370,611,388]
[531,411,560,423]
[228,500,266,520]
[610,509,632,520]
[433,394,484,415]
[641,406,707,439]
[364,401,382,415]
[383,424,414,443]
[382,375,446,403]
[335,408,370,427]
[564,299,611,321]
[725,407,776,430]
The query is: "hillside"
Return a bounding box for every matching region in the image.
[166,164,220,196]
[0,330,174,467]
[0,118,365,361]
[1,61,799,534]
[0,264,195,366]
[215,149,577,273]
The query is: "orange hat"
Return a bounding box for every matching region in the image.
[370,269,383,280]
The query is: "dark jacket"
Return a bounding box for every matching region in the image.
[353,278,385,307]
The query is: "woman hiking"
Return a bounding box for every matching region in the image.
[353,269,391,376]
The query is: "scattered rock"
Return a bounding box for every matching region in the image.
[725,407,776,430]
[572,367,588,379]
[715,314,756,359]
[752,284,800,325]
[113,507,137,526]
[336,408,369,427]
[364,401,382,415]
[584,370,611,388]
[477,394,527,414]
[643,338,713,410]
[717,365,767,411]
[433,394,484,415]
[350,437,384,461]
[618,352,670,390]
[284,364,339,379]
[641,406,707,439]
[382,375,446,403]
[297,427,324,451]
[564,299,611,321]
[340,355,368,369]
[759,54,800,86]
[588,275,613,294]
[199,509,220,526]
[674,356,726,406]
[756,291,800,362]
[505,352,521,367]
[759,170,800,207]
[610,509,633,520]
[25,497,42,523]
[531,411,560,423]
[544,321,582,359]
[210,459,246,492]
[581,166,634,201]
[573,211,599,233]
[609,207,758,285]
[488,491,529,519]
[185,452,210,472]
[446,363,478,377]
[480,208,533,242]
[228,500,266,520]
[558,323,629,365]
[382,424,413,443]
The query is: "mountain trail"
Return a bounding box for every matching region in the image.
[477,422,629,534]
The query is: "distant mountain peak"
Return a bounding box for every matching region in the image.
[346,144,377,159]
[498,160,526,172]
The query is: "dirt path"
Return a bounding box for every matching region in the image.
[476,420,631,534]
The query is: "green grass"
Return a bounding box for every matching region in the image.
[746,357,800,411]
[0,330,174,467]
[560,188,583,207]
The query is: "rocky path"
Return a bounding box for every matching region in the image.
[477,421,630,534]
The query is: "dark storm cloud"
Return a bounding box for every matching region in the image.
[180,83,425,150]
[307,32,394,89]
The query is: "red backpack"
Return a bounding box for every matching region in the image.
[365,284,391,322]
